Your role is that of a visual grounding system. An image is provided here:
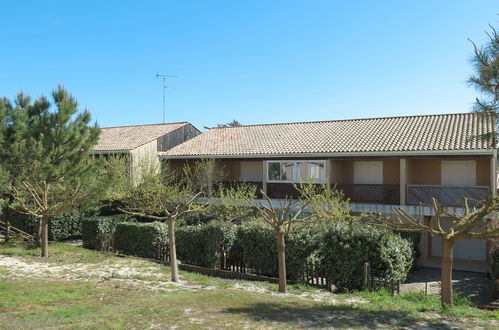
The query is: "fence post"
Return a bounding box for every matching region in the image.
[363,262,370,291]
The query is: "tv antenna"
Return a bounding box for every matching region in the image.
[155,73,177,123]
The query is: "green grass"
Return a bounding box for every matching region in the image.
[1,241,497,329]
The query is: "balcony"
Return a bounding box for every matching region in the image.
[406,184,490,207]
[336,184,400,205]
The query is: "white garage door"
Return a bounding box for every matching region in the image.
[431,236,486,261]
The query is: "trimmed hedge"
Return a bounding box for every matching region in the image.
[82,214,135,250]
[114,222,168,259]
[236,220,413,289]
[176,220,237,268]
[7,208,100,241]
[236,221,322,280]
[319,222,414,291]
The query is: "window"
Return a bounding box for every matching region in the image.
[267,160,326,183]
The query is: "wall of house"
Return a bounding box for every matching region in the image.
[130,140,160,181]
[218,160,240,181]
[157,123,201,151]
[330,159,399,185]
[240,160,263,182]
[383,159,399,184]
[406,159,441,184]
[476,158,490,186]
[406,158,491,186]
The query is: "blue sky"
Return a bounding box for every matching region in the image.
[0,1,497,130]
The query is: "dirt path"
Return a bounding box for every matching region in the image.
[0,254,206,292]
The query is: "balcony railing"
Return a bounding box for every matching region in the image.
[406,184,490,207]
[336,184,400,205]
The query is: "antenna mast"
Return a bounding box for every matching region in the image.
[155,73,177,123]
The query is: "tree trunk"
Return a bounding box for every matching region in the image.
[276,231,287,293]
[36,218,42,246]
[40,215,49,257]
[2,194,15,243]
[2,204,10,243]
[441,238,454,307]
[168,218,179,282]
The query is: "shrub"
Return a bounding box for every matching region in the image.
[319,222,414,291]
[7,207,100,241]
[236,220,322,280]
[397,231,421,267]
[81,214,134,250]
[176,220,236,267]
[114,222,167,259]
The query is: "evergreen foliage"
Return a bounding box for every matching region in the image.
[81,214,135,250]
[176,220,237,267]
[114,222,168,259]
[468,24,499,143]
[0,86,106,256]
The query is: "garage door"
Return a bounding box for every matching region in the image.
[431,236,486,261]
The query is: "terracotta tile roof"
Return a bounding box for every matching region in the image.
[160,113,495,157]
[94,122,189,151]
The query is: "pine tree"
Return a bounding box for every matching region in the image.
[0,93,50,242]
[468,24,499,143]
[3,86,105,257]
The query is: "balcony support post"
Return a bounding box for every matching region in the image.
[399,158,406,205]
[491,150,497,194]
[325,159,332,189]
[262,160,268,195]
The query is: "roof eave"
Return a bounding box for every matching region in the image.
[159,149,496,159]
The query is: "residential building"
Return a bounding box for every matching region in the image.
[93,122,200,174]
[160,113,496,272]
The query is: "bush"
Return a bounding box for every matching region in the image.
[176,220,236,268]
[397,231,421,267]
[82,214,134,250]
[236,220,322,280]
[319,222,414,291]
[7,207,100,241]
[114,222,167,259]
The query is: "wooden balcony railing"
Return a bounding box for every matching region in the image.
[406,184,490,207]
[336,184,400,205]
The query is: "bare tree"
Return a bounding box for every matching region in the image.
[116,170,203,282]
[371,195,498,307]
[247,191,312,293]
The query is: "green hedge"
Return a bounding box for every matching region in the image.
[319,222,414,291]
[176,220,237,268]
[7,208,100,241]
[236,221,322,280]
[236,220,413,289]
[81,214,134,250]
[114,222,168,259]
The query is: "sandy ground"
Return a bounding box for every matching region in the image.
[0,254,206,292]
[0,253,366,305]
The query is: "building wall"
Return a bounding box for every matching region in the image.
[240,160,264,182]
[383,159,399,184]
[219,160,240,181]
[157,124,201,151]
[476,158,490,186]
[130,140,160,180]
[406,159,441,184]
